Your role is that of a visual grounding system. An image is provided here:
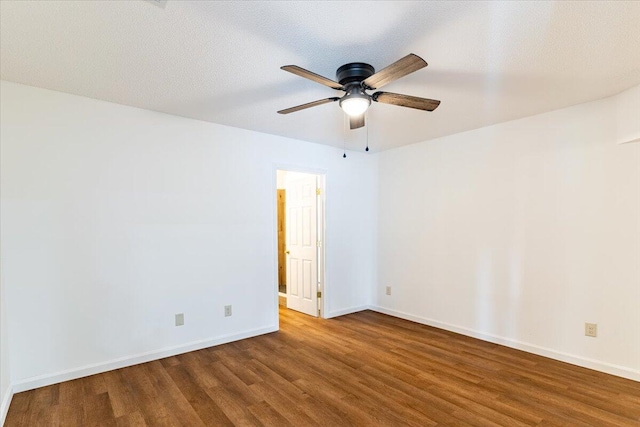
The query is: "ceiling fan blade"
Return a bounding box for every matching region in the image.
[281,65,344,90]
[372,91,440,111]
[277,97,340,114]
[362,54,427,90]
[350,114,365,130]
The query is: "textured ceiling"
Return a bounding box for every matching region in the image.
[2,1,640,152]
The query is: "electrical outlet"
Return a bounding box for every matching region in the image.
[385,286,391,296]
[585,322,597,337]
[224,305,232,317]
[175,313,184,326]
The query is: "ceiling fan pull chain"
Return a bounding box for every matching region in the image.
[343,113,347,158]
[365,114,369,152]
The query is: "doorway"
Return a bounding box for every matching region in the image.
[276,169,325,318]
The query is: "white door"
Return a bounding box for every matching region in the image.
[285,172,318,317]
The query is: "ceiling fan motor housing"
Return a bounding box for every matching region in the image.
[336,63,375,86]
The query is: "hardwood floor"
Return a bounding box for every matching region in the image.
[6,308,640,426]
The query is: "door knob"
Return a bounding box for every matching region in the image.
[285,250,290,255]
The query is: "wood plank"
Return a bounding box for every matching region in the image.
[164,364,232,426]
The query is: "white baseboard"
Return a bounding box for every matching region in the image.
[325,305,371,319]
[12,325,278,394]
[10,305,638,397]
[370,305,640,382]
[1,384,13,427]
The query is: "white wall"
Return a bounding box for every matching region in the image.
[0,272,11,424]
[0,81,377,391]
[2,77,637,400]
[376,84,640,380]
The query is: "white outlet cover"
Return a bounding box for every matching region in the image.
[175,313,184,326]
[585,322,597,337]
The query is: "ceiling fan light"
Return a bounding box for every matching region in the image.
[340,96,370,117]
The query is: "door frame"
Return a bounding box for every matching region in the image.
[273,164,327,325]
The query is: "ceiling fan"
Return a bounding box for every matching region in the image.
[278,53,440,130]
